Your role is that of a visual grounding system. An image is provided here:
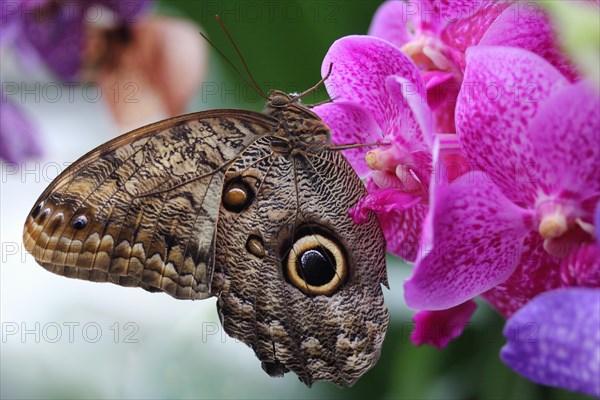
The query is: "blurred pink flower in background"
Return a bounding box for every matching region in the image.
[83,14,207,131]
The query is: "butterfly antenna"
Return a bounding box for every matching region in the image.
[287,63,333,105]
[215,15,268,100]
[199,31,266,100]
[328,142,390,151]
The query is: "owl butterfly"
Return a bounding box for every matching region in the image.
[22,28,389,387]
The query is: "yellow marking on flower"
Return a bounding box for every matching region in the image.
[400,35,452,72]
[365,147,402,172]
[401,37,436,70]
[539,213,568,239]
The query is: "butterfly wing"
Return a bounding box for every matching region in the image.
[23,110,277,300]
[212,143,389,386]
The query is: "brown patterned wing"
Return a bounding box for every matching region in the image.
[23,110,277,300]
[212,143,389,386]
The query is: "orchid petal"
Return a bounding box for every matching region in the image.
[405,171,531,310]
[432,133,472,183]
[440,2,509,70]
[411,300,477,349]
[482,232,562,317]
[380,203,429,262]
[501,288,600,398]
[368,0,416,47]
[350,188,422,224]
[528,81,600,199]
[321,35,425,139]
[360,178,427,261]
[0,99,43,164]
[18,1,152,81]
[560,243,600,288]
[0,0,24,46]
[385,75,432,149]
[424,73,461,133]
[596,201,600,244]
[21,2,85,81]
[419,0,488,20]
[411,0,490,34]
[456,46,569,205]
[313,102,382,178]
[480,3,579,81]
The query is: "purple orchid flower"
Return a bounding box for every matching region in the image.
[368,0,578,133]
[502,286,600,397]
[404,46,599,393]
[313,35,434,261]
[0,94,43,164]
[4,0,152,80]
[1,3,44,163]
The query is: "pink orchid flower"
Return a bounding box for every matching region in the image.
[313,35,433,261]
[404,46,599,395]
[369,0,578,133]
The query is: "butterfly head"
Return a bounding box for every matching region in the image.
[265,90,331,153]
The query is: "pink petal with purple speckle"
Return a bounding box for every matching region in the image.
[368,0,416,47]
[313,101,382,178]
[413,0,491,33]
[440,1,509,70]
[384,204,429,262]
[405,171,532,310]
[528,81,600,199]
[385,75,432,149]
[424,72,461,133]
[350,188,422,224]
[321,35,425,139]
[501,288,600,398]
[560,244,600,288]
[480,3,579,81]
[411,300,477,349]
[596,201,600,244]
[482,232,562,317]
[364,178,427,261]
[420,0,488,20]
[456,46,568,205]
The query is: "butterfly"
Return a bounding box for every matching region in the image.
[22,23,389,386]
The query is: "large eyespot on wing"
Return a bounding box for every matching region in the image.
[283,231,348,296]
[23,110,277,300]
[212,143,389,387]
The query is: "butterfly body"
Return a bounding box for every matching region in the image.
[23,91,389,386]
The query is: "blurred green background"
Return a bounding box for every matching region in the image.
[161,0,377,112]
[1,1,596,399]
